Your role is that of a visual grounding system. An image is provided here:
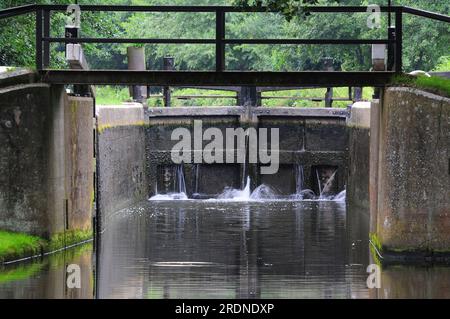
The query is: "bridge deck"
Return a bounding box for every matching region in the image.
[39,70,394,87]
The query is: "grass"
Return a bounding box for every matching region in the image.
[434,56,450,72]
[390,75,450,98]
[96,85,131,105]
[47,229,93,252]
[96,85,375,107]
[0,231,44,263]
[0,229,93,264]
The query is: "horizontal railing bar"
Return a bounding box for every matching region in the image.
[0,4,36,19]
[45,37,216,44]
[33,4,402,13]
[45,37,391,45]
[261,96,352,101]
[149,95,238,99]
[225,39,392,45]
[403,6,450,23]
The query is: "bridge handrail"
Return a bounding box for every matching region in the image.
[403,6,450,23]
[0,4,36,19]
[0,4,449,73]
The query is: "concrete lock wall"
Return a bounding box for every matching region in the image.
[146,107,349,197]
[347,102,371,210]
[96,103,149,230]
[371,87,450,255]
[0,82,94,239]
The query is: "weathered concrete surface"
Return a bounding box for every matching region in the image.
[0,82,94,239]
[97,103,146,128]
[0,84,55,237]
[372,87,450,254]
[369,99,381,235]
[0,68,37,88]
[66,97,94,231]
[96,103,149,229]
[347,102,371,210]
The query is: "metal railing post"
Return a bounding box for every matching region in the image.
[322,57,334,107]
[387,26,395,71]
[35,8,43,70]
[353,87,363,102]
[395,8,403,73]
[163,56,174,107]
[215,9,225,72]
[43,9,50,68]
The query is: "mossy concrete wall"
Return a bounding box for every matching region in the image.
[96,104,149,230]
[347,102,371,210]
[0,81,93,241]
[371,87,450,255]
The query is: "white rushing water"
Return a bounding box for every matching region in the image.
[149,165,346,202]
[149,165,189,201]
[215,176,252,201]
[149,192,189,201]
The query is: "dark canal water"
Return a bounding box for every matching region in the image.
[1,200,450,298]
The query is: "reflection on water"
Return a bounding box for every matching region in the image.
[1,201,450,299]
[97,200,365,299]
[0,243,94,299]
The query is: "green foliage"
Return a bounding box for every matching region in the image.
[96,86,131,105]
[148,88,237,106]
[232,0,324,20]
[0,228,92,263]
[0,231,44,262]
[48,229,93,252]
[391,74,450,97]
[434,56,450,72]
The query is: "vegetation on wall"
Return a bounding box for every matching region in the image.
[391,75,450,98]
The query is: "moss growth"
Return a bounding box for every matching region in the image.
[369,233,382,252]
[390,75,450,98]
[369,233,383,267]
[97,121,147,134]
[48,229,93,252]
[0,231,45,263]
[0,229,92,263]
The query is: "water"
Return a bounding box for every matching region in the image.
[150,165,188,200]
[0,244,94,299]
[295,164,305,193]
[1,200,450,298]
